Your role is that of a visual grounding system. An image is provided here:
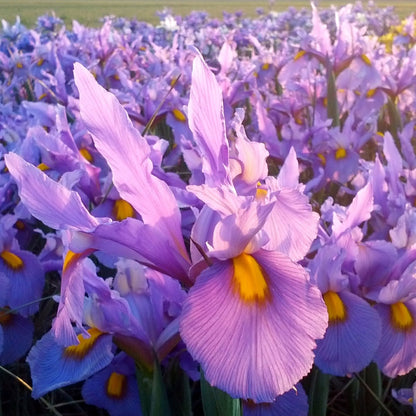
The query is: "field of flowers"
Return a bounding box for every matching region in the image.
[1,1,416,415]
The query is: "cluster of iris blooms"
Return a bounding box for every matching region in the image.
[1,2,416,415]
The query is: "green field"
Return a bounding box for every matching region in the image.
[1,0,415,27]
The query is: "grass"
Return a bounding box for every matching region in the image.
[1,0,415,28]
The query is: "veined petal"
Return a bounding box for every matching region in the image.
[374,300,416,377]
[74,63,189,263]
[4,152,100,231]
[263,188,319,261]
[180,250,327,402]
[314,291,381,376]
[188,49,231,187]
[27,329,113,398]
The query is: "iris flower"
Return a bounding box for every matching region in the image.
[180,50,327,403]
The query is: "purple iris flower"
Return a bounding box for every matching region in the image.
[180,50,327,403]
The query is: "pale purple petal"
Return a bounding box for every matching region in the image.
[180,250,327,402]
[188,49,231,187]
[263,188,319,261]
[5,152,99,231]
[74,63,189,263]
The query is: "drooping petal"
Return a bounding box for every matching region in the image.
[243,383,308,416]
[180,250,327,402]
[188,49,231,187]
[374,299,416,377]
[74,63,189,264]
[0,249,44,317]
[314,291,381,376]
[4,152,100,231]
[27,328,113,398]
[81,353,141,416]
[0,312,34,365]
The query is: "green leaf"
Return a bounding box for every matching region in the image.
[200,370,241,416]
[326,62,339,128]
[165,360,192,416]
[308,366,330,416]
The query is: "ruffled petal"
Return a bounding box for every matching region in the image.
[263,188,319,261]
[180,250,327,402]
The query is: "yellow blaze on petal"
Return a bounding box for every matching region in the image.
[64,328,104,359]
[172,108,186,122]
[232,253,269,303]
[366,89,377,98]
[16,62,23,69]
[261,63,270,71]
[14,220,25,230]
[113,199,135,221]
[294,50,306,61]
[63,250,83,272]
[0,308,12,325]
[0,250,24,270]
[391,302,413,331]
[38,93,47,100]
[37,162,50,171]
[106,372,127,399]
[335,147,347,160]
[323,291,347,323]
[79,148,93,163]
[318,153,326,166]
[37,58,44,66]
[361,54,372,66]
[255,187,268,201]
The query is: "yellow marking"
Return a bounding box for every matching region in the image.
[172,108,186,122]
[335,147,347,160]
[366,89,377,98]
[79,148,93,163]
[16,62,23,69]
[318,153,326,166]
[294,50,306,61]
[391,302,413,331]
[0,251,24,270]
[37,162,50,171]
[232,253,269,303]
[63,250,83,272]
[113,199,134,221]
[0,307,12,325]
[361,54,372,66]
[261,63,270,71]
[37,58,44,66]
[323,291,347,323]
[64,328,104,359]
[106,372,127,399]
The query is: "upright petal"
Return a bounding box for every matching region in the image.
[188,49,231,187]
[74,63,189,263]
